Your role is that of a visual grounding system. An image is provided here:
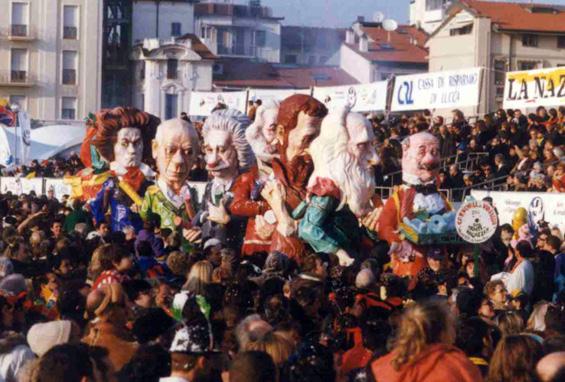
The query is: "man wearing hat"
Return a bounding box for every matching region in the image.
[161,322,216,382]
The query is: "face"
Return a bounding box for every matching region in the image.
[402,133,440,184]
[135,290,153,309]
[115,255,133,272]
[261,109,278,144]
[427,257,441,272]
[285,111,322,159]
[113,127,143,168]
[500,230,513,247]
[479,299,495,319]
[347,120,379,169]
[204,129,238,180]
[58,259,73,275]
[51,222,62,237]
[153,122,196,192]
[98,223,110,237]
[490,284,507,304]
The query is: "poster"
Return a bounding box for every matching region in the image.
[189,91,248,116]
[471,190,565,233]
[248,88,311,104]
[45,178,73,201]
[391,68,482,112]
[312,81,388,112]
[20,178,43,195]
[1,177,22,194]
[503,66,565,110]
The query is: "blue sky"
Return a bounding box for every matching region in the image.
[260,0,565,27]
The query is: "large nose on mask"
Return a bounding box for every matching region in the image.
[367,149,380,167]
[206,152,219,168]
[422,151,438,167]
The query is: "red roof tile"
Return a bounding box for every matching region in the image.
[213,58,358,89]
[346,24,429,64]
[460,0,565,33]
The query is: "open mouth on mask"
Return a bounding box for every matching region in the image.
[206,162,230,172]
[418,162,440,171]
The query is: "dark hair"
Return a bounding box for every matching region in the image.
[301,254,321,274]
[545,304,565,336]
[123,279,152,302]
[456,288,483,320]
[57,288,87,328]
[229,351,276,382]
[515,240,533,259]
[456,317,490,357]
[546,235,561,252]
[488,334,543,382]
[117,345,171,382]
[34,343,94,382]
[500,224,514,235]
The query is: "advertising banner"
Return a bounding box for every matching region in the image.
[313,81,388,112]
[20,178,43,195]
[189,91,248,116]
[0,177,22,194]
[391,68,482,112]
[248,88,311,104]
[503,66,565,110]
[45,178,73,201]
[470,190,565,233]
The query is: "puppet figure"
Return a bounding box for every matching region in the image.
[78,107,159,232]
[378,131,453,279]
[297,108,380,266]
[193,109,255,250]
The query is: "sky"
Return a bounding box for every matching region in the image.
[258,0,565,28]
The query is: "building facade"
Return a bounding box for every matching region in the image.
[427,0,565,114]
[195,1,283,63]
[131,34,215,120]
[0,0,103,122]
[132,0,197,43]
[340,18,429,84]
[280,26,345,66]
[410,0,452,34]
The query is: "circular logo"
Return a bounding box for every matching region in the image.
[455,200,498,244]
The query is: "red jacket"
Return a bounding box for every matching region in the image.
[371,343,483,382]
[229,167,271,256]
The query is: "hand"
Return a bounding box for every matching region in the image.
[276,213,296,237]
[182,227,202,243]
[173,216,183,227]
[255,214,276,240]
[130,204,139,214]
[360,207,382,232]
[335,249,355,267]
[207,202,231,225]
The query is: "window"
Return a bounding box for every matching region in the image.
[522,34,538,47]
[140,62,145,80]
[450,24,473,36]
[9,95,26,109]
[62,51,77,85]
[167,59,178,79]
[558,36,565,49]
[285,55,297,64]
[426,0,446,11]
[63,6,78,39]
[494,59,507,97]
[308,56,316,65]
[518,61,538,71]
[11,2,28,36]
[61,97,77,120]
[10,48,27,82]
[171,22,182,37]
[255,30,266,47]
[319,56,329,64]
[165,94,178,120]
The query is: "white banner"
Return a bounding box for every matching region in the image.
[45,178,72,201]
[1,177,22,194]
[391,68,482,112]
[248,88,311,104]
[503,67,565,110]
[470,190,565,233]
[20,178,43,195]
[189,91,248,116]
[313,81,388,112]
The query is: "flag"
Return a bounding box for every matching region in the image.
[17,111,31,165]
[0,106,16,127]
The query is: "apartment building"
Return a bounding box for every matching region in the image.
[0,0,103,122]
[427,0,565,114]
[410,0,452,34]
[281,26,345,66]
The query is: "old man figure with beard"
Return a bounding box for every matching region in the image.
[297,108,381,266]
[193,109,255,251]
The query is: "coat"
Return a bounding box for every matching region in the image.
[82,322,138,372]
[371,343,483,382]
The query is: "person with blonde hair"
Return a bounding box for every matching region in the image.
[371,299,482,382]
[487,334,543,382]
[495,310,525,337]
[244,330,295,367]
[183,260,213,295]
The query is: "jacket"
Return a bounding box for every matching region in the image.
[82,322,138,372]
[371,343,483,382]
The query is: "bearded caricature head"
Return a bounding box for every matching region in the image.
[245,101,280,164]
[202,109,255,182]
[308,108,379,217]
[401,132,441,186]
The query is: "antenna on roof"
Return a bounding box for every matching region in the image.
[373,11,385,23]
[382,19,398,43]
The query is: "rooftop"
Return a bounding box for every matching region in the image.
[345,23,429,64]
[137,34,216,60]
[458,0,565,33]
[213,58,358,89]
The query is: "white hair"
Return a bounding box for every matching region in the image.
[154,118,200,158]
[246,102,280,162]
[308,107,376,217]
[202,109,255,173]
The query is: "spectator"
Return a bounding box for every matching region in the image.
[487,334,543,382]
[229,351,277,382]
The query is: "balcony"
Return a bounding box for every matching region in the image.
[0,70,36,87]
[63,26,78,40]
[217,44,254,57]
[1,25,37,41]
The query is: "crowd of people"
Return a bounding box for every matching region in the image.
[0,99,561,382]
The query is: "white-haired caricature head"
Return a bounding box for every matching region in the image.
[308,107,379,217]
[246,101,280,163]
[202,109,255,182]
[401,132,440,185]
